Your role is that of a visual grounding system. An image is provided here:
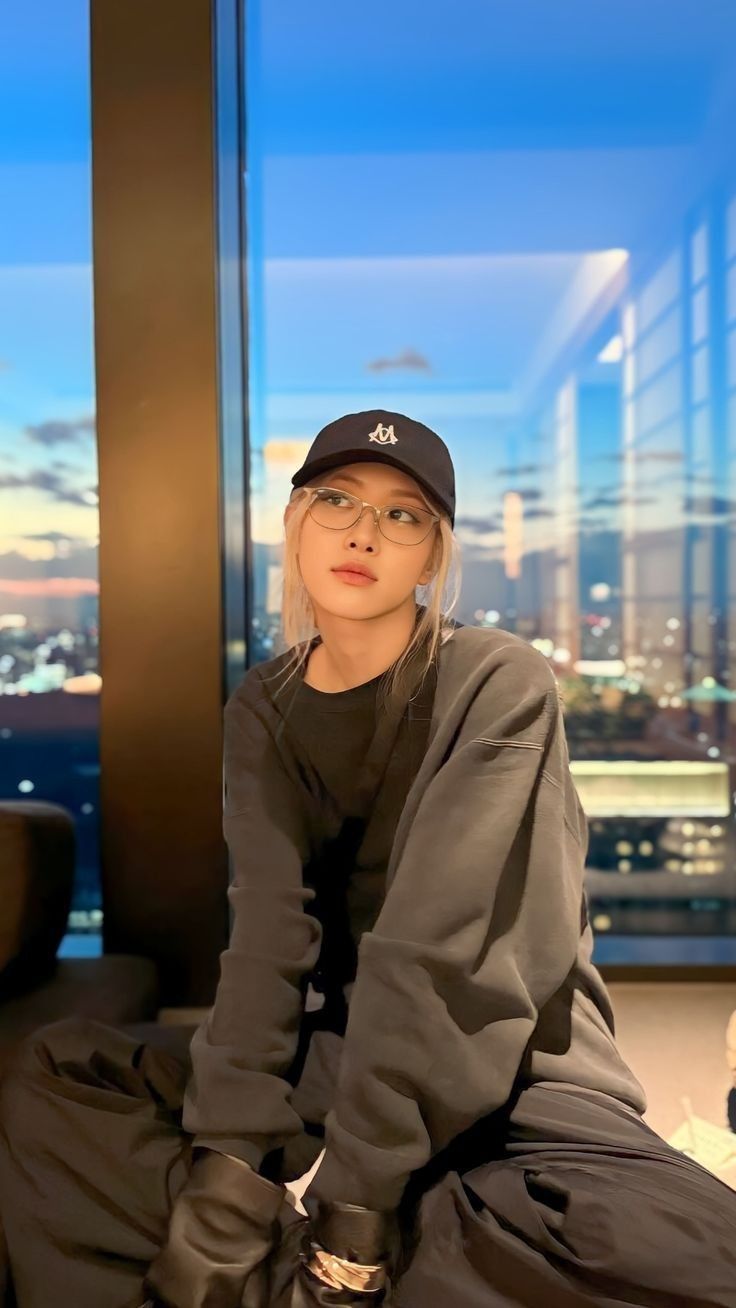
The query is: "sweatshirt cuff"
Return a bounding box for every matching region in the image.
[190,1133,267,1174]
[306,1142,407,1212]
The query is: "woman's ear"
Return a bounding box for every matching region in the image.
[417,529,441,586]
[418,554,441,585]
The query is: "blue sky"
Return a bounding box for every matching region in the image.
[0,1,96,601]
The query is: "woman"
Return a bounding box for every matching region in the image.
[1,409,735,1308]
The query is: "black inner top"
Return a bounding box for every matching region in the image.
[286,667,385,817]
[277,645,436,1031]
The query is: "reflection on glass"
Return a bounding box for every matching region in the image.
[571,760,730,817]
[0,2,100,932]
[243,3,736,961]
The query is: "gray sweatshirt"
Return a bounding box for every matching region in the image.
[182,622,647,1212]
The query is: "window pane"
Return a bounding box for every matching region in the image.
[244,2,736,963]
[0,1,100,947]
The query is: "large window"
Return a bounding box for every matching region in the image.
[243,1,736,963]
[0,2,100,944]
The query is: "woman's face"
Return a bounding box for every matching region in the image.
[289,461,440,624]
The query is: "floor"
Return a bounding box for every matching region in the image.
[607,982,735,1139]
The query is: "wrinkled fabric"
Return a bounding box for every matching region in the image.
[183,623,436,1178]
[1,1020,735,1308]
[0,1018,307,1308]
[395,1081,736,1307]
[142,1149,285,1308]
[184,621,647,1212]
[309,628,648,1209]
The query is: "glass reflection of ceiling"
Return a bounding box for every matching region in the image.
[248,0,736,416]
[256,0,728,159]
[0,1,91,264]
[264,251,628,401]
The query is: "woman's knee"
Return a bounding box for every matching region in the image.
[5,1015,107,1082]
[0,1017,115,1138]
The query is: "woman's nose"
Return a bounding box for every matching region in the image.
[347,505,381,547]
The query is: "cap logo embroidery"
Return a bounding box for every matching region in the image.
[368,423,398,445]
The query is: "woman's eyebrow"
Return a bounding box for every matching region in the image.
[387,488,427,503]
[329,473,427,504]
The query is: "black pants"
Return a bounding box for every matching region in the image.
[0,1017,735,1308]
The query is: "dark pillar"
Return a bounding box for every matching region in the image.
[90,0,233,1003]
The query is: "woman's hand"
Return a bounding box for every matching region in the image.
[140,1148,286,1308]
[288,1199,401,1306]
[291,1261,388,1306]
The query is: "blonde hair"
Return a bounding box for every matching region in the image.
[274,479,462,703]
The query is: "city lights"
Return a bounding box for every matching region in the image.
[531,638,555,657]
[592,915,612,932]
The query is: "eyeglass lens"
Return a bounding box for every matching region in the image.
[309,488,435,544]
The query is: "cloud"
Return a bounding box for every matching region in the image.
[599,449,683,464]
[20,530,78,543]
[24,414,96,447]
[584,493,658,510]
[365,348,433,374]
[684,494,735,516]
[584,493,623,509]
[637,450,683,463]
[496,463,548,476]
[0,577,99,598]
[0,540,98,580]
[455,515,501,534]
[0,469,97,507]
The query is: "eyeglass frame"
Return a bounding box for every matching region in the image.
[303,484,441,545]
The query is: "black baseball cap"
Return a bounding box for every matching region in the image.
[290,409,456,527]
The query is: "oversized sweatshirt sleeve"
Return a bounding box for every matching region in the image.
[181,683,322,1170]
[309,650,588,1211]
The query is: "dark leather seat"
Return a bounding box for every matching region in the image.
[0,800,161,1305]
[0,801,160,1067]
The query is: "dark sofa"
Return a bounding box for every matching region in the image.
[0,800,164,1302]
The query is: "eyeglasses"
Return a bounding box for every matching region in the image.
[306,486,439,546]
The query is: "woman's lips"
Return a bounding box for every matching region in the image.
[332,568,377,586]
